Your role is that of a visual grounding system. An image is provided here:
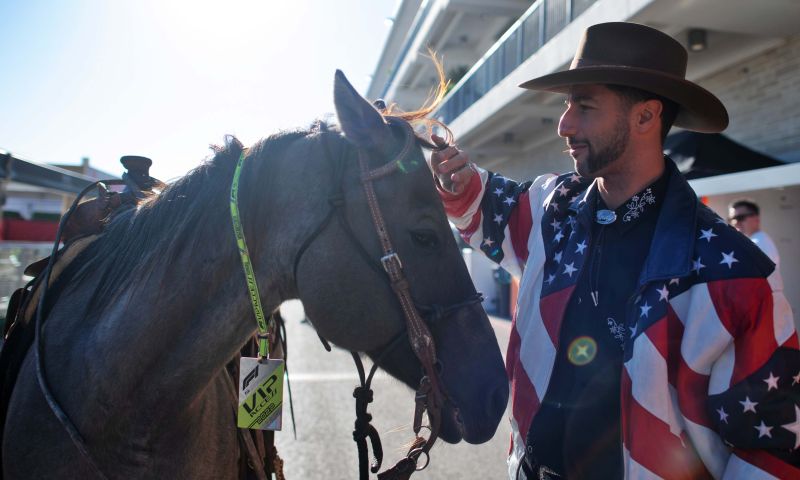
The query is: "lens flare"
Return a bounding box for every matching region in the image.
[567,336,597,366]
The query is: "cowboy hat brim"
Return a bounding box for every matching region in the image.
[519,66,729,133]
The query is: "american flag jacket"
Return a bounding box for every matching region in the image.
[439,159,799,479]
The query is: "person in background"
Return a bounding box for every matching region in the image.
[729,199,784,292]
[430,22,798,480]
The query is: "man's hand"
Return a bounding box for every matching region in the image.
[430,134,475,195]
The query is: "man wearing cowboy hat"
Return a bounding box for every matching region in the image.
[430,22,798,479]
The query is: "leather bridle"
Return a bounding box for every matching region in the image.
[292,116,482,479]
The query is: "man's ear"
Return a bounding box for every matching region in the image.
[636,99,663,135]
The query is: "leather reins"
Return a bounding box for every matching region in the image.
[292,117,483,479]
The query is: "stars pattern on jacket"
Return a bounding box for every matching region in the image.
[463,161,800,473]
[477,172,533,261]
[710,360,800,452]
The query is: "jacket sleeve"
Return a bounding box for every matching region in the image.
[703,277,800,478]
[437,166,556,278]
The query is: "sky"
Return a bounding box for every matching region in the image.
[0,0,400,181]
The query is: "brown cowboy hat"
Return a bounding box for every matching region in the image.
[519,22,728,133]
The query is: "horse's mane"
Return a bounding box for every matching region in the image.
[65,129,311,314]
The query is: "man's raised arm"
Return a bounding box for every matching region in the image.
[429,134,556,277]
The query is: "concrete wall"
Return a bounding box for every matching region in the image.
[698,34,800,162]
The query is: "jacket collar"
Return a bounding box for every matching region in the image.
[638,157,697,285]
[569,180,595,229]
[567,157,697,285]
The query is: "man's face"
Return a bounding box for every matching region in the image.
[557,84,632,178]
[729,206,759,236]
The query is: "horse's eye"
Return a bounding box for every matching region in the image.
[410,230,439,249]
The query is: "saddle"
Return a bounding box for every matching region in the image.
[2,155,157,340]
[0,158,282,479]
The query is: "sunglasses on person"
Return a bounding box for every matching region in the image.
[729,213,756,223]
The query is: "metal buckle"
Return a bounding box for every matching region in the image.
[380,252,402,272]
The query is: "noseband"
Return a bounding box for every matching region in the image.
[292,117,482,479]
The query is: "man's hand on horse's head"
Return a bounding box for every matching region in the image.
[429,134,474,195]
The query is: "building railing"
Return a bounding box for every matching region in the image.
[436,0,596,124]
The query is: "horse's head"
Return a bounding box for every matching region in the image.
[294,71,508,444]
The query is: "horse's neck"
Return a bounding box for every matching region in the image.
[80,157,319,426]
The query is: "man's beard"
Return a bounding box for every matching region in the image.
[574,115,630,176]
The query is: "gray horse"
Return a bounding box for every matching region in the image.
[2,71,508,479]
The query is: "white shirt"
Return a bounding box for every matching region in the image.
[750,230,784,292]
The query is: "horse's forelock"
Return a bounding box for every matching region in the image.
[377,51,454,147]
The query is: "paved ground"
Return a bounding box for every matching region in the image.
[274,300,512,479]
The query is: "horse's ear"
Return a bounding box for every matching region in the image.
[333,70,391,149]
